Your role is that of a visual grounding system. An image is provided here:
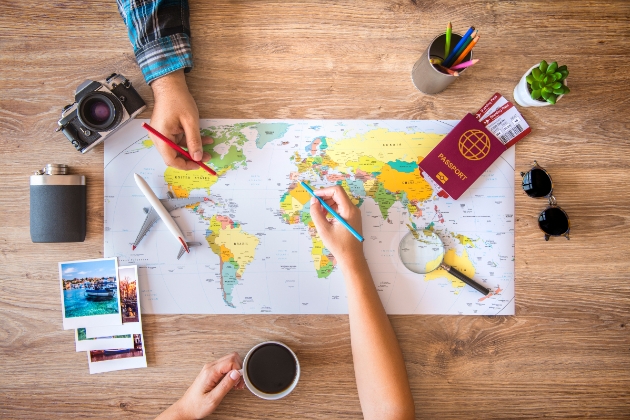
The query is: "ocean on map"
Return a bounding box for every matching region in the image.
[63,288,119,318]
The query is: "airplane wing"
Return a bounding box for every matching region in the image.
[132,207,160,250]
[132,196,207,250]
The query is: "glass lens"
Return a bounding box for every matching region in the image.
[88,100,111,123]
[538,207,569,235]
[522,168,552,198]
[398,230,444,274]
[78,92,118,130]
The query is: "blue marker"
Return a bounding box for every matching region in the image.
[300,181,364,243]
[443,26,475,67]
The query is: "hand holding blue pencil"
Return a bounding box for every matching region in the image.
[301,181,365,242]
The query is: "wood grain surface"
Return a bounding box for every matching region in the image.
[1,1,629,418]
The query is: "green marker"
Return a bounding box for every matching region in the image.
[445,22,452,60]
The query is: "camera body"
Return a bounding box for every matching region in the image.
[57,73,146,153]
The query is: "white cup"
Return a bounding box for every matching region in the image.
[241,341,300,400]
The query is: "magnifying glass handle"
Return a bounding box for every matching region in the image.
[440,263,491,296]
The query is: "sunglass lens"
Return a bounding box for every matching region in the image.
[522,168,552,198]
[538,207,569,236]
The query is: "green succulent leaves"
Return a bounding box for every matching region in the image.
[526,60,570,105]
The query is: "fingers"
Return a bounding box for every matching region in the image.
[201,136,214,162]
[313,186,353,215]
[309,197,332,237]
[206,369,242,408]
[182,116,203,162]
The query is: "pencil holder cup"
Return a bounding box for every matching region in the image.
[411,33,473,94]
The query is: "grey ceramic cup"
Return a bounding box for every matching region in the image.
[411,33,473,94]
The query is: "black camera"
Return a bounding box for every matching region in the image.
[56,73,146,153]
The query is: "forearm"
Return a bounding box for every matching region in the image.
[116,0,193,84]
[155,400,188,420]
[341,259,415,420]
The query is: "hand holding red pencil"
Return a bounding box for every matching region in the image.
[143,123,218,176]
[149,70,214,171]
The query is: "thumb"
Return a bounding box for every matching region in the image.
[207,369,241,403]
[182,117,203,161]
[309,197,332,238]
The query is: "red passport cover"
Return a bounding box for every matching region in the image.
[419,113,507,200]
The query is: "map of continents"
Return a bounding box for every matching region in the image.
[150,123,290,307]
[104,119,515,315]
[278,127,486,292]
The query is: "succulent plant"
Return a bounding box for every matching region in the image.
[525,60,570,105]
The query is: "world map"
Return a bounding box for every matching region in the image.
[104,120,515,315]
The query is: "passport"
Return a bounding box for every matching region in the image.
[419,113,507,200]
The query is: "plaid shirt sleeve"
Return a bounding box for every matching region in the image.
[116,0,194,84]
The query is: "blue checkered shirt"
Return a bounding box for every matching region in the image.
[116,0,193,84]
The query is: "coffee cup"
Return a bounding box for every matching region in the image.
[240,341,300,400]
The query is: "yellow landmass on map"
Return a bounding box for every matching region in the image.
[424,247,475,291]
[289,182,311,205]
[376,163,433,202]
[347,156,385,173]
[164,167,219,198]
[310,236,335,277]
[213,221,259,277]
[453,233,475,247]
[325,128,445,171]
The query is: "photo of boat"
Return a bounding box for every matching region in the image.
[60,258,121,320]
[84,278,117,300]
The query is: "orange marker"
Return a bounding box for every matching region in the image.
[451,35,480,68]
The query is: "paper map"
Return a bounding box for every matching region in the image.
[104,120,515,315]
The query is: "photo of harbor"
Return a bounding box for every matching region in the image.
[60,259,120,319]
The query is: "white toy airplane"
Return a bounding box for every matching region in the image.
[132,174,206,259]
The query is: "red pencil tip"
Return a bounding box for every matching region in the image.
[132,245,136,250]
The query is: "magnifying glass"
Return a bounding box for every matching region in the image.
[398,229,491,295]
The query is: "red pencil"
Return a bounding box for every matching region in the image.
[142,122,217,176]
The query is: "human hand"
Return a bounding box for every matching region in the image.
[157,353,245,420]
[150,69,213,170]
[309,185,365,268]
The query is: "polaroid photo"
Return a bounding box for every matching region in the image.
[85,266,142,338]
[75,328,133,352]
[88,333,147,374]
[59,258,122,330]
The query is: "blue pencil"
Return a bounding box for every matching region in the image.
[443,26,475,67]
[300,181,365,243]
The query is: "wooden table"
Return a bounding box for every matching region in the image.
[1,1,629,418]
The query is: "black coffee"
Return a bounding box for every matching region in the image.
[246,343,297,394]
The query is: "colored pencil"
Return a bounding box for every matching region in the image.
[450,35,480,67]
[449,59,479,70]
[434,64,459,76]
[142,122,217,176]
[300,181,364,242]
[442,26,474,67]
[444,22,452,59]
[429,58,443,65]
[444,29,476,67]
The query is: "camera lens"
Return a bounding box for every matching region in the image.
[88,100,111,123]
[77,92,122,131]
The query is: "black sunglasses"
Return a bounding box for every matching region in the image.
[520,161,570,241]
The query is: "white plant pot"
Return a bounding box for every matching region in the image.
[513,64,566,107]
